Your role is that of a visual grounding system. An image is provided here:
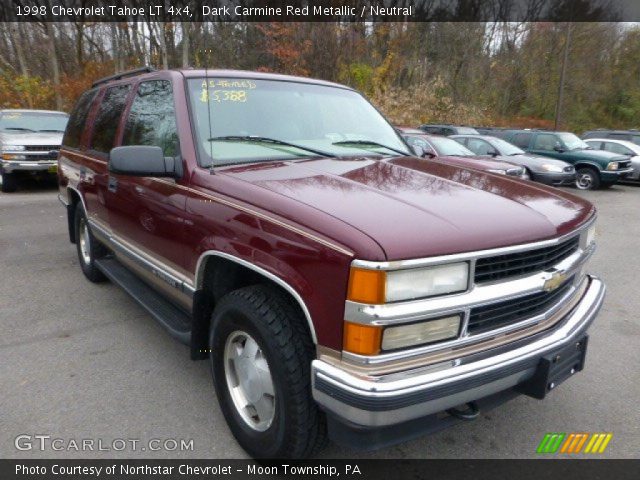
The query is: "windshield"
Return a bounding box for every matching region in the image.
[558,132,590,150]
[429,136,476,156]
[187,78,409,166]
[488,137,524,155]
[0,111,68,132]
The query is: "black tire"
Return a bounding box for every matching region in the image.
[74,205,107,282]
[1,172,17,193]
[575,167,601,190]
[209,285,327,459]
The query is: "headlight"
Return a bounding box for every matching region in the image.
[488,169,507,175]
[2,145,25,152]
[606,162,619,171]
[381,315,461,350]
[540,164,564,173]
[347,263,469,304]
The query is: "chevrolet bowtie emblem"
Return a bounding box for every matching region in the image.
[543,271,567,292]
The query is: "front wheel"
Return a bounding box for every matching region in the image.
[1,172,17,192]
[575,168,601,190]
[209,285,326,458]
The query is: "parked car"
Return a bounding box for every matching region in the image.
[584,138,640,181]
[582,129,640,145]
[59,68,605,459]
[398,128,528,178]
[495,129,633,189]
[417,124,479,136]
[451,134,575,186]
[0,109,68,192]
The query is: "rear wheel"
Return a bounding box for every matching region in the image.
[1,172,17,192]
[575,168,600,190]
[74,205,107,282]
[209,285,326,458]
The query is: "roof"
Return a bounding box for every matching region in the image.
[0,109,68,115]
[92,67,350,90]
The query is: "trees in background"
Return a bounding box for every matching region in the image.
[0,21,637,132]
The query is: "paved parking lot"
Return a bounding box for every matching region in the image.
[1,181,639,459]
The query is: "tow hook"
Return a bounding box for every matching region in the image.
[446,401,480,420]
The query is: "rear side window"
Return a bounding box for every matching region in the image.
[90,84,131,154]
[511,132,532,149]
[63,89,97,149]
[604,142,633,155]
[122,80,178,157]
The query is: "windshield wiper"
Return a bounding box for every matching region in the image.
[4,127,35,132]
[38,129,65,133]
[208,135,336,158]
[332,140,409,156]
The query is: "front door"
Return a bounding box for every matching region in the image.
[107,79,190,310]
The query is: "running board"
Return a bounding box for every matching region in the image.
[95,257,192,345]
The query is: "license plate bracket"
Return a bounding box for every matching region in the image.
[516,335,588,399]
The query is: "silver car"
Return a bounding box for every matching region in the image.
[584,138,640,181]
[0,109,68,192]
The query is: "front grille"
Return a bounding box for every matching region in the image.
[468,278,574,334]
[474,236,580,284]
[25,145,59,152]
[24,153,58,160]
[618,160,631,169]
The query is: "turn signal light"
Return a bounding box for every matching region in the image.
[343,322,382,355]
[347,267,386,304]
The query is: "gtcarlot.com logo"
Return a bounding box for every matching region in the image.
[536,432,613,454]
[15,435,194,452]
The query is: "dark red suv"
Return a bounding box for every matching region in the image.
[58,67,605,458]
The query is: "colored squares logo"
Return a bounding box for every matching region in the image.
[537,433,612,454]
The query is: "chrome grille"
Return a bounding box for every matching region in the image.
[474,236,580,283]
[25,145,59,151]
[468,277,574,334]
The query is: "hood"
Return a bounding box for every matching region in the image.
[219,156,594,260]
[437,154,521,171]
[0,130,63,146]
[562,148,627,162]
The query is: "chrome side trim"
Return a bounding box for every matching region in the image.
[88,219,193,299]
[351,216,595,271]
[194,251,318,344]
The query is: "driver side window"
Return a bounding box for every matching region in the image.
[532,133,558,151]
[466,138,493,155]
[122,80,179,157]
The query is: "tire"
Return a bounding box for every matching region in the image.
[575,167,600,190]
[1,172,17,193]
[74,205,107,282]
[209,285,327,459]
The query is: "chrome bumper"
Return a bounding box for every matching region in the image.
[312,275,605,428]
[1,159,57,173]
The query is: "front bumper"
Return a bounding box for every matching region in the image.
[601,167,634,182]
[531,171,575,186]
[312,275,605,429]
[0,159,57,174]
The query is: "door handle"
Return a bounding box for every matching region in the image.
[108,176,118,193]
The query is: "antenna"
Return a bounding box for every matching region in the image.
[204,23,215,173]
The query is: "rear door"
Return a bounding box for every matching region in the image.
[107,78,190,310]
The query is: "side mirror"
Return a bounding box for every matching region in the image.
[488,149,499,157]
[553,143,565,152]
[109,146,182,178]
[412,145,426,157]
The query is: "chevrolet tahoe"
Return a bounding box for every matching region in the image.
[58,68,606,458]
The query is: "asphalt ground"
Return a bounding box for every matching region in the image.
[1,179,638,459]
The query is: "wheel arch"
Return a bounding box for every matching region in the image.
[574,161,602,173]
[190,251,318,360]
[66,186,86,243]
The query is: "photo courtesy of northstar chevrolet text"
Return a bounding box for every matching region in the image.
[0,0,638,478]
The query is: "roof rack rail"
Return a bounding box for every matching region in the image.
[91,66,156,88]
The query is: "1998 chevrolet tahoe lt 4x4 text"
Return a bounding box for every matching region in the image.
[58,67,606,458]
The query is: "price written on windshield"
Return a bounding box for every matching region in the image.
[200,89,248,103]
